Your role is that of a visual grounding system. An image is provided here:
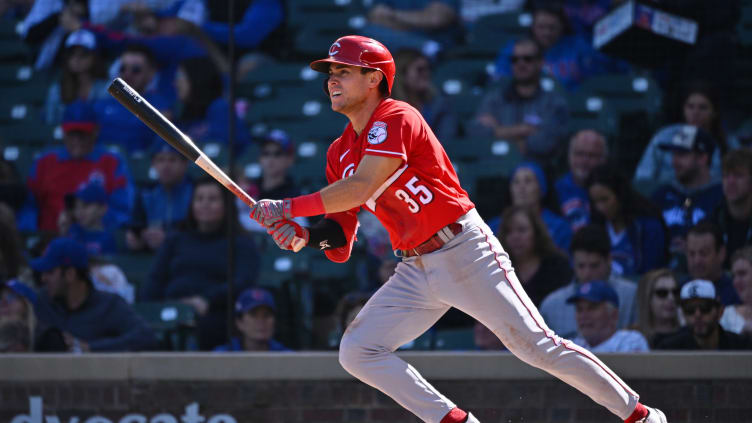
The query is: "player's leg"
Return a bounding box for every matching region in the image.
[338,259,456,423]
[422,213,642,420]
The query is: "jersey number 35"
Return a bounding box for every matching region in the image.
[395,176,434,213]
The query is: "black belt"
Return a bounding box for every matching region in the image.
[395,223,463,258]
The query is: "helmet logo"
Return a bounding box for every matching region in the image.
[329,42,341,56]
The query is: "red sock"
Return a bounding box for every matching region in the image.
[624,403,648,423]
[440,407,468,423]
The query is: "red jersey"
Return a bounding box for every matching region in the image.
[325,98,474,251]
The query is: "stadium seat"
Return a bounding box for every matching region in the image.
[0,121,57,145]
[132,301,196,350]
[0,19,21,40]
[399,330,434,350]
[0,40,30,62]
[578,73,662,119]
[2,144,38,177]
[106,253,154,290]
[443,137,521,168]
[565,92,618,137]
[451,11,532,59]
[433,328,475,350]
[433,59,496,95]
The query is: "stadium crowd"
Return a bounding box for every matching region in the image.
[1,0,752,354]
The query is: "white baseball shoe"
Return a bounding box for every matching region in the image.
[639,406,667,423]
[465,412,480,423]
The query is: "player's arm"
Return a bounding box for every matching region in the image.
[318,154,403,213]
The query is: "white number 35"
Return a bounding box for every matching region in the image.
[395,176,434,213]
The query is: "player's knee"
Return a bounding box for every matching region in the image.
[338,332,363,375]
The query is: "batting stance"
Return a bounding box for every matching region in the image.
[248,35,667,423]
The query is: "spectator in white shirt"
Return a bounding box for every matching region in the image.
[568,280,650,352]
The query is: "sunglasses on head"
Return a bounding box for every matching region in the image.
[119,64,143,75]
[510,55,537,64]
[653,288,680,299]
[682,302,716,315]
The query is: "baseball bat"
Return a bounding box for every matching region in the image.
[107,77,305,252]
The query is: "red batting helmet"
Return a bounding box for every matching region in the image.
[310,35,396,95]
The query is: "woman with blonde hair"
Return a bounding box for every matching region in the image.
[634,268,681,347]
[722,246,752,334]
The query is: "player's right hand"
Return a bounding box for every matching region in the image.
[267,219,309,251]
[249,199,292,227]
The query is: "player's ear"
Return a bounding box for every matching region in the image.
[369,71,383,89]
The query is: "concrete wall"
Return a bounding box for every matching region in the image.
[1,352,751,422]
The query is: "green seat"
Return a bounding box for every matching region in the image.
[398,331,433,351]
[132,301,196,350]
[106,253,155,290]
[433,59,496,95]
[0,40,30,61]
[0,19,20,40]
[1,79,49,105]
[0,102,36,123]
[433,328,475,350]
[443,137,522,168]
[452,11,532,59]
[0,64,37,85]
[0,121,56,145]
[2,144,38,177]
[579,73,662,118]
[566,92,618,137]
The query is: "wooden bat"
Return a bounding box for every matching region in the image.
[107,77,305,252]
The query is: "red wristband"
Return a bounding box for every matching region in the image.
[288,192,326,217]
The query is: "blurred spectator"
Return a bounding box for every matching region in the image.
[126,143,193,252]
[460,0,525,23]
[94,44,172,153]
[329,291,372,348]
[634,83,738,187]
[473,321,506,350]
[0,218,24,281]
[470,38,568,162]
[391,49,458,140]
[655,279,751,350]
[493,3,614,89]
[710,149,752,262]
[685,221,741,306]
[1,279,66,351]
[555,129,608,232]
[19,101,134,233]
[238,130,303,232]
[0,320,31,352]
[32,238,158,352]
[497,206,572,307]
[650,126,723,256]
[562,0,611,35]
[362,1,461,58]
[585,165,667,276]
[60,182,117,256]
[568,281,649,352]
[634,269,681,348]
[0,159,26,214]
[214,287,290,352]
[142,178,259,350]
[721,247,752,335]
[43,29,108,125]
[539,224,637,339]
[19,0,89,69]
[89,257,135,304]
[196,0,282,52]
[174,56,250,146]
[495,162,572,251]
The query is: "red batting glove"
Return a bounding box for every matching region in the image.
[267,219,309,251]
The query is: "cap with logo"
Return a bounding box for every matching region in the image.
[680,279,719,303]
[566,280,619,308]
[658,125,716,156]
[62,100,98,133]
[262,129,295,155]
[235,287,276,314]
[65,29,97,51]
[30,238,89,272]
[73,181,108,204]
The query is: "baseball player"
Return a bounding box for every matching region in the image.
[248,35,667,423]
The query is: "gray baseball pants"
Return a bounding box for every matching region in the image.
[338,209,639,423]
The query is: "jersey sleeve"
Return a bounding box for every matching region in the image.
[361,116,409,163]
[323,141,360,263]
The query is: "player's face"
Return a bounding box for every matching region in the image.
[510,168,541,209]
[588,183,620,222]
[192,184,225,227]
[722,167,752,204]
[327,64,373,114]
[236,307,275,344]
[504,211,535,258]
[686,233,724,280]
[572,251,610,283]
[681,299,721,339]
[569,133,606,184]
[575,300,617,345]
[683,93,714,129]
[732,258,752,304]
[650,276,679,322]
[153,152,189,187]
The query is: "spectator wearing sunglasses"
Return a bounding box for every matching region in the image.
[93,44,172,153]
[655,279,752,350]
[634,269,681,348]
[469,37,568,163]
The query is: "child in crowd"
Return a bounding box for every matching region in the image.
[61,182,117,256]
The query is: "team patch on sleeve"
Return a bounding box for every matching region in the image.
[367,121,388,145]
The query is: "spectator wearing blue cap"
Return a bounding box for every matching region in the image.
[18,100,134,233]
[492,161,572,251]
[655,279,752,350]
[238,130,304,232]
[126,142,193,251]
[32,238,158,352]
[0,279,66,352]
[61,181,117,256]
[215,287,290,352]
[567,281,649,353]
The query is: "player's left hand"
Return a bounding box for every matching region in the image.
[267,219,309,251]
[249,199,292,226]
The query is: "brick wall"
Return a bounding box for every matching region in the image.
[1,353,751,423]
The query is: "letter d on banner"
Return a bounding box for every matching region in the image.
[11,397,42,423]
